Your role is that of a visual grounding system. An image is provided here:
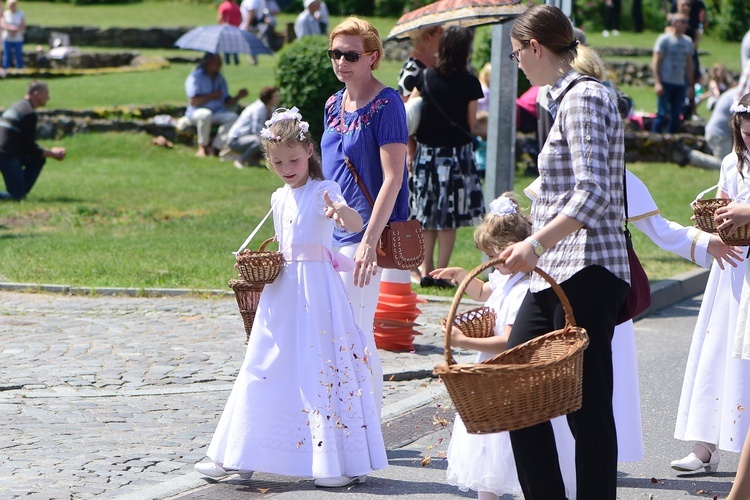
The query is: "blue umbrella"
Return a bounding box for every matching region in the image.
[175,24,273,56]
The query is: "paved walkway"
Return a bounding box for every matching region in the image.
[0,269,710,499]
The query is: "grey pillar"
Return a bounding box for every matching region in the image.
[484,21,518,204]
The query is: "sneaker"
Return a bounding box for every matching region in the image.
[314,475,367,488]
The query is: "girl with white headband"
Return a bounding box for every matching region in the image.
[194,107,387,488]
[673,92,750,478]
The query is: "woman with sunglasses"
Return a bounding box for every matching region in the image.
[498,5,629,499]
[409,25,485,288]
[320,16,409,418]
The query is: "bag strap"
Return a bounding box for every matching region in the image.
[421,71,476,143]
[343,156,376,208]
[340,91,376,209]
[234,207,273,255]
[623,170,632,239]
[555,75,599,108]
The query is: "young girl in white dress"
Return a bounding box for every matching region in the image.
[431,193,577,500]
[673,92,750,474]
[194,107,388,488]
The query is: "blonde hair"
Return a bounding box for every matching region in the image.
[473,192,532,254]
[329,17,383,70]
[511,4,607,81]
[260,116,323,181]
[478,62,491,88]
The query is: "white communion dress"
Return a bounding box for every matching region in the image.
[206,179,388,478]
[675,152,750,453]
[526,169,720,463]
[446,271,577,498]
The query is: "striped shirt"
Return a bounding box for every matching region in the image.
[531,70,629,292]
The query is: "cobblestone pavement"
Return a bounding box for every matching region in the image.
[0,291,471,499]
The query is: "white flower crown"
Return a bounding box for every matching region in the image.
[260,106,310,142]
[730,103,750,114]
[489,196,516,217]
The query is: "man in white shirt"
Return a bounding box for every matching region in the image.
[295,0,321,40]
[224,86,278,167]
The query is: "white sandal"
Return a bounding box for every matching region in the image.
[670,442,719,473]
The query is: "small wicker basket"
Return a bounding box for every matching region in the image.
[228,278,264,344]
[434,257,589,434]
[692,197,729,233]
[691,185,750,245]
[441,306,496,339]
[236,237,283,285]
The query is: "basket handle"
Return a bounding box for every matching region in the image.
[443,257,578,366]
[233,207,274,256]
[691,184,719,207]
[258,236,276,251]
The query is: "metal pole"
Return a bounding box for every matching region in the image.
[484,21,518,204]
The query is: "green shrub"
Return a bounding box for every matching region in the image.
[275,35,343,142]
[472,25,492,72]
[716,0,750,42]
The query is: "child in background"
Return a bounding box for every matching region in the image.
[704,63,731,111]
[194,107,388,488]
[673,92,750,474]
[431,193,576,500]
[474,111,488,179]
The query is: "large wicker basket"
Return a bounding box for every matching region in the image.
[236,237,283,285]
[441,306,496,339]
[434,258,589,434]
[228,278,264,344]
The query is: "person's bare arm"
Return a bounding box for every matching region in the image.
[350,142,406,287]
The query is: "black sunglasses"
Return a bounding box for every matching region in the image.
[327,49,374,63]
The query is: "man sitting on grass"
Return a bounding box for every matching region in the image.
[0,80,66,201]
[184,53,248,157]
[223,85,279,168]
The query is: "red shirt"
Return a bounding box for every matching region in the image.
[218,1,242,27]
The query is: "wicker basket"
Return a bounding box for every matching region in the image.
[692,197,728,233]
[441,306,495,339]
[228,278,264,344]
[718,223,750,246]
[434,257,589,434]
[236,237,283,285]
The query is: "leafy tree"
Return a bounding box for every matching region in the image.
[715,0,750,42]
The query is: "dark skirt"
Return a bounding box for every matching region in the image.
[409,143,485,230]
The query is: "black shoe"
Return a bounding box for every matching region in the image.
[433,278,455,289]
[420,276,435,287]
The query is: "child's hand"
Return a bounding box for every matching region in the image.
[446,324,468,349]
[430,267,465,286]
[707,234,743,270]
[323,191,346,231]
[715,201,750,236]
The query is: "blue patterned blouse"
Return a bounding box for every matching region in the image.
[321,86,409,247]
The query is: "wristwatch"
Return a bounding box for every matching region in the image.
[525,237,546,257]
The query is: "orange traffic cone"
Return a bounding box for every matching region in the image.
[374,269,425,351]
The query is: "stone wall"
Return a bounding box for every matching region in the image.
[24,51,140,69]
[26,25,190,49]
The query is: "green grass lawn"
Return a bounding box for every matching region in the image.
[0,132,720,292]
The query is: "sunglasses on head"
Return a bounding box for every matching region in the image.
[327,49,374,63]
